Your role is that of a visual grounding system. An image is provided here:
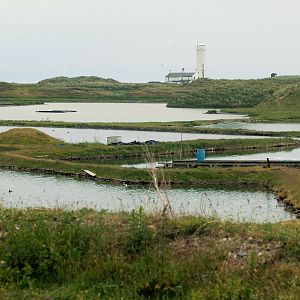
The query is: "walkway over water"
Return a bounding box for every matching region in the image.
[167,159,300,168]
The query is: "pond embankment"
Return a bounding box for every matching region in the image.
[0,128,299,218]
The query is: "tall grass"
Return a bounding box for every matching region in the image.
[0,197,300,298]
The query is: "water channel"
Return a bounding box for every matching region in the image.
[200,122,300,132]
[0,103,247,122]
[122,147,300,169]
[0,169,294,223]
[0,126,273,144]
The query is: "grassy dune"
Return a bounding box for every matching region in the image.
[1,76,300,121]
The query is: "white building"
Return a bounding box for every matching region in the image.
[165,43,206,83]
[165,72,194,83]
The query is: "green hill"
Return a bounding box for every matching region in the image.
[0,128,61,145]
[0,76,299,121]
[168,77,300,109]
[38,76,118,85]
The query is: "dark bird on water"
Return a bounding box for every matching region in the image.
[8,189,12,193]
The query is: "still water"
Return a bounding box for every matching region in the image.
[0,103,247,123]
[0,126,272,144]
[201,122,300,132]
[0,169,294,223]
[122,148,300,169]
[210,147,300,161]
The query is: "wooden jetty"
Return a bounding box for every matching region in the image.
[163,159,300,168]
[84,169,97,178]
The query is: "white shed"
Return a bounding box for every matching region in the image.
[107,136,122,145]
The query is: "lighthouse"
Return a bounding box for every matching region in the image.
[192,43,206,80]
[165,42,207,83]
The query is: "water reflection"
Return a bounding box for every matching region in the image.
[0,169,294,223]
[201,122,300,132]
[0,103,247,123]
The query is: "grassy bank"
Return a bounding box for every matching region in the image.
[1,119,300,139]
[0,129,300,209]
[0,128,299,161]
[1,208,300,299]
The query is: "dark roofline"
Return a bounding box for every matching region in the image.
[166,72,195,77]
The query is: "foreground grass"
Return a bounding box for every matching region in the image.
[0,208,300,299]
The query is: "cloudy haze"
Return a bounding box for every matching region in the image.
[1,0,299,83]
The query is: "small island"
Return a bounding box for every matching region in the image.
[204,109,220,114]
[36,110,77,113]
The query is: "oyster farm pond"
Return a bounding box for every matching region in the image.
[0,169,294,223]
[0,102,247,122]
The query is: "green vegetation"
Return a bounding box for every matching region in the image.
[0,128,300,298]
[1,74,300,298]
[1,208,300,299]
[1,119,300,139]
[0,129,299,207]
[1,75,300,121]
[0,128,298,162]
[0,128,60,145]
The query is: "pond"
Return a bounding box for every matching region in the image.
[0,169,294,223]
[209,147,300,161]
[200,122,300,132]
[0,126,272,144]
[0,103,247,123]
[122,147,300,169]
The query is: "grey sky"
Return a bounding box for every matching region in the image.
[1,0,299,83]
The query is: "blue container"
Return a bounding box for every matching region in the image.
[196,149,205,162]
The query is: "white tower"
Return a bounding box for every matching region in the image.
[193,43,206,80]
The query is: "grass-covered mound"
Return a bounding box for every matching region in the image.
[0,208,300,299]
[0,76,300,120]
[168,77,300,108]
[38,76,118,85]
[0,128,61,145]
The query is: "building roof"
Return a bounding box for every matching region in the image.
[166,72,195,78]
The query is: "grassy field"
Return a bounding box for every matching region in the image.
[1,208,300,299]
[1,75,300,122]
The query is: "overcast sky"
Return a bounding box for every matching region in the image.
[1,0,299,83]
